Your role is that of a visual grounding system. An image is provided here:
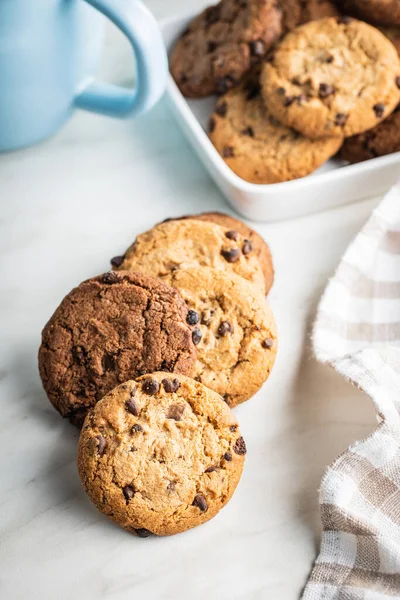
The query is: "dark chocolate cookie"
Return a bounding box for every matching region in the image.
[280,0,340,31]
[340,104,400,162]
[39,271,197,426]
[337,0,400,26]
[170,0,282,97]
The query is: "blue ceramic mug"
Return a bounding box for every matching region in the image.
[0,0,168,151]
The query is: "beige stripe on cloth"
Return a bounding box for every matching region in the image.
[302,182,400,600]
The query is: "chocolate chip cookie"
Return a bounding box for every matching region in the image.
[340,104,400,162]
[261,17,400,139]
[161,211,274,294]
[280,0,340,32]
[77,373,245,536]
[113,219,266,295]
[39,272,197,426]
[209,72,343,182]
[337,0,400,26]
[169,0,282,98]
[164,268,277,407]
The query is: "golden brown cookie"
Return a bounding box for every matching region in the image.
[77,373,246,536]
[164,268,277,407]
[209,73,343,182]
[170,0,282,98]
[113,219,266,295]
[340,105,400,162]
[38,271,197,426]
[261,17,400,139]
[159,211,274,294]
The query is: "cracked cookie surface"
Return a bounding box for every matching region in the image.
[77,373,245,536]
[114,219,266,295]
[169,0,282,97]
[165,268,277,407]
[38,271,197,426]
[261,17,400,139]
[162,211,274,294]
[209,72,342,183]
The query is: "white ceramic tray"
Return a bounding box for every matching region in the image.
[160,10,400,222]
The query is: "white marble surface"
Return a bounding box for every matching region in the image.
[0,2,382,599]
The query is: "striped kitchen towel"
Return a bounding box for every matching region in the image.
[302,183,400,600]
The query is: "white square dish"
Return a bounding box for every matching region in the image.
[160,10,400,222]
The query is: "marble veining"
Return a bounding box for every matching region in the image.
[0,2,381,598]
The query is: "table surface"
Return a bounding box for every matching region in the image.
[0,2,380,598]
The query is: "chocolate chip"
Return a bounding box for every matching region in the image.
[142,378,160,395]
[262,338,274,349]
[216,76,235,95]
[337,15,353,24]
[215,101,228,117]
[222,146,234,158]
[205,465,218,473]
[284,96,296,107]
[192,327,202,345]
[101,272,119,284]
[277,87,286,96]
[246,82,261,100]
[201,308,215,325]
[335,113,348,126]
[131,424,143,433]
[221,248,241,263]
[225,230,239,241]
[249,39,266,57]
[224,452,232,461]
[167,404,185,421]
[241,126,254,137]
[205,5,220,25]
[102,353,115,372]
[186,309,199,325]
[192,494,208,512]
[234,436,247,455]
[135,528,152,538]
[162,378,180,393]
[218,321,233,336]
[167,481,176,492]
[96,435,107,456]
[207,41,217,53]
[230,425,238,432]
[319,83,334,98]
[396,76,400,89]
[110,255,124,268]
[209,117,216,133]
[373,103,385,118]
[325,54,334,63]
[125,396,139,416]
[123,485,135,502]
[242,239,253,255]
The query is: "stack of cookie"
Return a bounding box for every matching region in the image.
[170,0,400,181]
[38,212,277,537]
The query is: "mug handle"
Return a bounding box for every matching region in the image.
[75,0,167,118]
